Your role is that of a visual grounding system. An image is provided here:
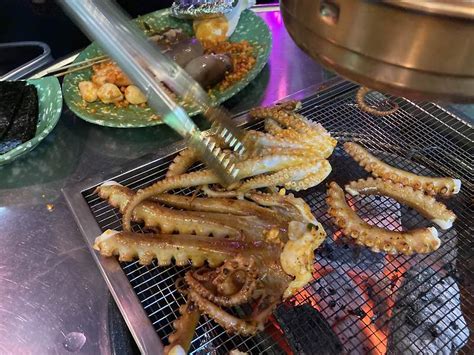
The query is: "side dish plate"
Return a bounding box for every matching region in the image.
[62,9,271,128]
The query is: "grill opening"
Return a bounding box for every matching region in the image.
[82,81,473,354]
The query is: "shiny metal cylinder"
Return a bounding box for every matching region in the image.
[281,0,474,102]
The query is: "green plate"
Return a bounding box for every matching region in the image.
[0,77,63,165]
[62,9,272,128]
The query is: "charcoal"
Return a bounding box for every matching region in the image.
[324,149,368,190]
[0,81,26,138]
[275,304,343,355]
[4,84,39,143]
[388,266,469,354]
[309,269,385,353]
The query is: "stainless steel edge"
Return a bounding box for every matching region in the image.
[62,187,164,355]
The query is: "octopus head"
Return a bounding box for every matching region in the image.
[280,220,326,299]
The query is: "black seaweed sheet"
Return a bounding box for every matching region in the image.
[0,82,39,154]
[4,84,39,142]
[0,81,26,138]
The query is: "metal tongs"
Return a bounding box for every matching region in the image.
[60,0,248,184]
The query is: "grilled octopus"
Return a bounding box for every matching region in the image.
[94,182,326,353]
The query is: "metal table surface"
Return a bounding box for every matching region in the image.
[0,7,329,354]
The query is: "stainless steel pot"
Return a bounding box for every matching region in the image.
[280,0,474,102]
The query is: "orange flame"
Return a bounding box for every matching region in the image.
[358,281,388,354]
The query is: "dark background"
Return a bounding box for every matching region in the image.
[0,0,276,59]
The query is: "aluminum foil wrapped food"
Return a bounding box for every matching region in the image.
[173,0,256,42]
[171,0,234,19]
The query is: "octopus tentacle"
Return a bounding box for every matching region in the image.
[154,193,281,221]
[166,148,198,177]
[93,230,281,267]
[247,131,308,152]
[251,105,334,146]
[264,118,284,136]
[355,86,399,116]
[238,160,331,193]
[283,160,332,192]
[274,99,302,111]
[344,142,461,196]
[184,256,258,307]
[122,155,313,231]
[326,182,441,255]
[200,184,240,198]
[346,178,456,230]
[250,106,308,133]
[96,184,243,238]
[164,301,200,355]
[122,170,220,231]
[246,191,315,224]
[253,108,337,158]
[187,288,267,336]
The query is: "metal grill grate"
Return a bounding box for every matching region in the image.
[81,80,473,354]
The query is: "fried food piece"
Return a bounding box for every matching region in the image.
[78,81,98,103]
[194,16,229,43]
[124,85,147,105]
[92,61,131,87]
[97,83,123,104]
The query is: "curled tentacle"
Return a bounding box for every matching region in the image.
[344,142,461,196]
[191,267,217,282]
[346,178,456,230]
[164,301,200,355]
[326,182,441,255]
[355,86,399,116]
[187,288,270,336]
[185,256,258,307]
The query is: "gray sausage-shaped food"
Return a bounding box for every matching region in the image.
[184,54,233,89]
[165,38,204,67]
